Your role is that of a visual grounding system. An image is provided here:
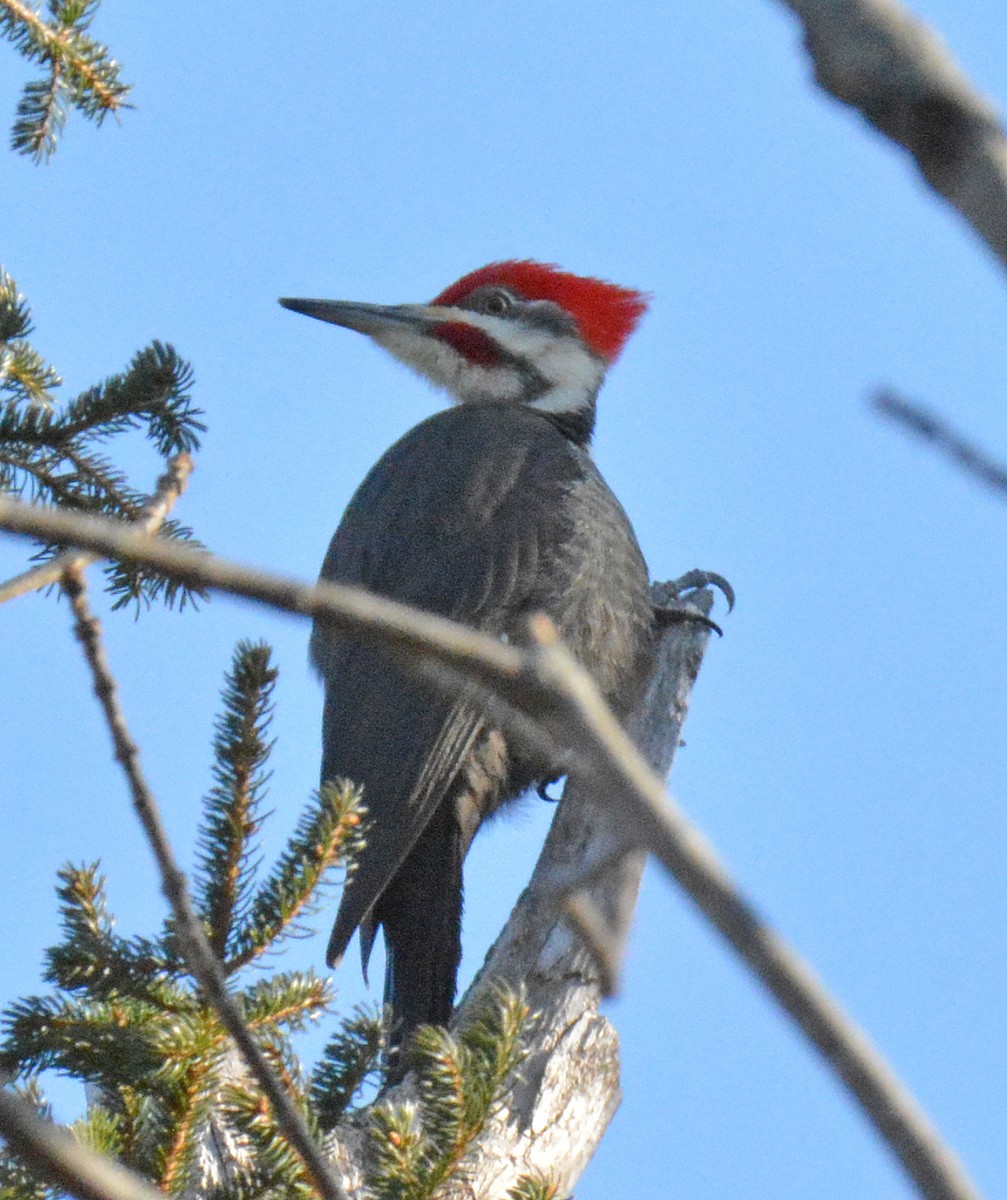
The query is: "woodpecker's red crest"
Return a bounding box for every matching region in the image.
[430,260,648,363]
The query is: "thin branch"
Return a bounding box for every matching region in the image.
[561,891,621,997]
[776,0,1007,273]
[2,0,59,57]
[0,451,193,605]
[2,0,132,118]
[873,388,1007,497]
[22,53,63,161]
[0,497,981,1200]
[2,0,121,102]
[59,563,349,1200]
[528,640,980,1200]
[0,494,525,676]
[0,1087,165,1200]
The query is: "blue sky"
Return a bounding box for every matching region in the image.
[3,2,1007,1196]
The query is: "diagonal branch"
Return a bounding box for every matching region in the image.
[873,388,1007,498]
[0,452,193,605]
[2,0,132,138]
[1,0,132,162]
[776,0,1007,273]
[58,563,350,1200]
[0,1086,165,1200]
[0,495,982,1200]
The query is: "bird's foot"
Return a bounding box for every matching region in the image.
[654,569,735,638]
[667,568,735,611]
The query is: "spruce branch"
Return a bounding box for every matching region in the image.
[57,343,201,457]
[53,573,351,1200]
[0,453,194,609]
[505,1176,559,1200]
[69,1107,127,1173]
[43,863,183,1007]
[366,1104,426,1200]
[219,1082,321,1200]
[239,974,332,1038]
[1,637,377,1200]
[310,1008,383,1131]
[0,267,61,408]
[157,1059,220,1196]
[1,0,131,162]
[0,326,204,611]
[195,642,279,963]
[366,989,530,1200]
[226,781,364,974]
[2,992,169,1086]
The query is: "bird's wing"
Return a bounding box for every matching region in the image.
[313,404,584,967]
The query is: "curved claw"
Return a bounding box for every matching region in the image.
[654,604,723,638]
[537,775,565,802]
[669,568,735,613]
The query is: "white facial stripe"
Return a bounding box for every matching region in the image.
[526,387,593,414]
[450,309,605,412]
[369,305,606,411]
[371,321,523,402]
[527,338,605,413]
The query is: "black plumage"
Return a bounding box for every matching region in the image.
[310,400,654,1069]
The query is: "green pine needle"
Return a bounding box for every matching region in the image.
[220,1083,320,1200]
[195,642,279,963]
[0,643,533,1200]
[239,973,332,1037]
[0,643,368,1198]
[2,0,131,162]
[1,993,166,1086]
[367,1103,428,1200]
[0,267,61,408]
[310,1006,383,1129]
[44,863,182,1007]
[507,1174,560,1200]
[69,1105,127,1164]
[0,303,206,611]
[367,987,533,1199]
[226,779,364,973]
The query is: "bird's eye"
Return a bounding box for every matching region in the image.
[482,290,513,316]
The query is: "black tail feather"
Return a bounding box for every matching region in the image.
[376,801,463,1083]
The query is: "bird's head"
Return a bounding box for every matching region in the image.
[280,261,648,442]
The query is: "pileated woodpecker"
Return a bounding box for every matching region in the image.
[281,261,660,1075]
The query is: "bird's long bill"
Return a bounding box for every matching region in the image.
[278,294,509,400]
[278,297,440,338]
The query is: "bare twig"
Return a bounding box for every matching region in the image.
[0,494,520,676]
[776,0,1007,273]
[0,497,980,1200]
[531,640,980,1200]
[0,1087,165,1200]
[874,389,1007,497]
[0,452,194,605]
[59,563,349,1200]
[562,891,621,997]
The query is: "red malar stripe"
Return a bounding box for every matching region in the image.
[431,321,502,366]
